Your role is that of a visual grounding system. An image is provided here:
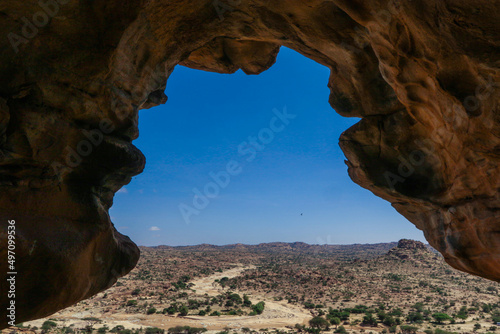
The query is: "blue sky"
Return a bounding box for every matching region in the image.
[110,47,426,246]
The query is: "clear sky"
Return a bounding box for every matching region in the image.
[110,47,426,247]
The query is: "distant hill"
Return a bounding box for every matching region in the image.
[151,241,400,260]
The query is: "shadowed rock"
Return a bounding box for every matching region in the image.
[0,0,499,328]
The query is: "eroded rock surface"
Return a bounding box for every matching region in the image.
[397,239,427,250]
[0,0,498,328]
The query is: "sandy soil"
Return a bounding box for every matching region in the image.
[24,265,312,332]
[142,265,312,330]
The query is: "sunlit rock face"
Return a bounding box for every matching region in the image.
[0,0,499,328]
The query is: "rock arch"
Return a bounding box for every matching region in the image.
[0,0,499,327]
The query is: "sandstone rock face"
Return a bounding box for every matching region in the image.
[0,0,499,328]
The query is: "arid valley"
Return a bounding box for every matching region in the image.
[5,240,499,334]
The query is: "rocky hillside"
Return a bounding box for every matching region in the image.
[15,240,499,334]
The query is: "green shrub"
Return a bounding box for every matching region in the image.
[243,295,252,307]
[309,316,330,331]
[179,305,189,316]
[328,316,341,327]
[164,304,178,315]
[304,302,316,309]
[432,313,453,324]
[117,330,133,334]
[126,300,138,307]
[434,328,458,334]
[252,301,265,315]
[383,316,397,327]
[110,325,125,332]
[400,325,418,334]
[228,293,243,304]
[41,320,57,331]
[168,326,207,334]
[362,313,378,327]
[145,328,165,334]
[335,325,347,334]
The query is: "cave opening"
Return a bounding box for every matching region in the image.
[2,2,500,328]
[110,47,425,247]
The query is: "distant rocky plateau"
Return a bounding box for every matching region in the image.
[0,0,499,329]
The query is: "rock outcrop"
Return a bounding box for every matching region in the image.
[388,239,429,260]
[397,239,427,250]
[0,0,499,328]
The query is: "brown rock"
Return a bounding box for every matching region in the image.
[388,239,429,260]
[0,0,499,328]
[397,239,426,250]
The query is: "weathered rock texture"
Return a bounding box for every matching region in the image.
[397,239,427,250]
[0,0,499,328]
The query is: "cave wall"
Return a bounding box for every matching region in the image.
[0,0,499,327]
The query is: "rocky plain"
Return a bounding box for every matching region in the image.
[5,240,499,334]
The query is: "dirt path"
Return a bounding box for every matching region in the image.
[112,265,312,331]
[176,265,312,330]
[24,265,312,332]
[190,265,251,297]
[139,265,312,331]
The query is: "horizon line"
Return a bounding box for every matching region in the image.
[138,239,427,248]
